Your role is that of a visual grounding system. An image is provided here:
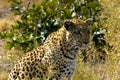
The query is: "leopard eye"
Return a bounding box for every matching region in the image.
[79,32,82,36]
[75,31,82,36]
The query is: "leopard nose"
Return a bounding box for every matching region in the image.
[83,42,88,45]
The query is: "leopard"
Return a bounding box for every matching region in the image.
[8,18,92,80]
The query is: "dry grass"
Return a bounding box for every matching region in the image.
[0,0,10,6]
[0,19,11,32]
[73,0,120,80]
[0,15,21,32]
[0,0,120,80]
[0,71,9,80]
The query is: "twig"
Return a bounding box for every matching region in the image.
[27,0,32,9]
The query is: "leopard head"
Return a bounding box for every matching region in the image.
[64,18,92,49]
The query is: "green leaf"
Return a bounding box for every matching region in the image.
[5,41,14,50]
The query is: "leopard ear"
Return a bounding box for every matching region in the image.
[85,18,93,26]
[64,20,74,30]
